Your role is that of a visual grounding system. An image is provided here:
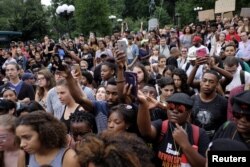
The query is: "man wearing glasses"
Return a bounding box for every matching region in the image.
[213,90,250,149]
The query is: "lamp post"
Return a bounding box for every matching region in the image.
[56,4,75,39]
[109,15,117,30]
[175,13,181,28]
[193,7,203,23]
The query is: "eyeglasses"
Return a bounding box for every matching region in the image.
[232,112,250,122]
[167,102,186,113]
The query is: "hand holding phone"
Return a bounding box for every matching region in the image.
[117,40,127,53]
[124,71,138,99]
[196,48,207,58]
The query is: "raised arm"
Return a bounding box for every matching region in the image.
[208,58,233,88]
[137,91,158,140]
[187,57,208,88]
[61,43,81,63]
[65,66,94,112]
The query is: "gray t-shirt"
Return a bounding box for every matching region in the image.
[191,94,227,139]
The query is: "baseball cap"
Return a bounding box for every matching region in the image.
[170,28,176,33]
[22,73,35,81]
[208,138,248,151]
[193,36,202,42]
[166,93,193,108]
[231,90,250,114]
[141,39,149,45]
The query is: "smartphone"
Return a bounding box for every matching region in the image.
[196,48,207,58]
[117,40,127,53]
[124,71,138,99]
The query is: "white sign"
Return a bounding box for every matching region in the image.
[148,18,159,31]
[215,0,235,13]
[198,9,215,22]
[240,8,250,17]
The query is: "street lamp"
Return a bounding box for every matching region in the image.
[193,7,203,12]
[193,7,203,23]
[109,15,117,30]
[56,4,75,39]
[117,18,123,23]
[175,13,181,28]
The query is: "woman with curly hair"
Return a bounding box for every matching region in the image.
[172,68,195,96]
[35,69,56,110]
[76,131,154,167]
[15,111,80,167]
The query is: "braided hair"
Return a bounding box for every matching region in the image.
[69,110,97,133]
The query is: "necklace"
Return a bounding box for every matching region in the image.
[232,129,250,143]
[170,122,187,156]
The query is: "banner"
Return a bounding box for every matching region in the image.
[240,8,250,17]
[215,0,235,13]
[198,9,215,22]
[148,18,159,31]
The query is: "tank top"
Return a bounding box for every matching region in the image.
[60,105,82,133]
[28,148,68,167]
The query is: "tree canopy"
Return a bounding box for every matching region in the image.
[0,0,249,40]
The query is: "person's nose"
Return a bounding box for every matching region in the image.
[20,140,26,149]
[108,120,115,129]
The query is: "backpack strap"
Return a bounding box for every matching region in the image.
[240,70,245,85]
[185,62,190,72]
[159,120,169,142]
[159,121,200,146]
[223,121,231,130]
[191,124,200,146]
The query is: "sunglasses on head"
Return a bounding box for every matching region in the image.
[232,112,250,121]
[167,102,186,113]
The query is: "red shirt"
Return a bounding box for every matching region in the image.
[225,32,241,42]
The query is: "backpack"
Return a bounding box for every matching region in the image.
[240,70,245,85]
[159,120,200,146]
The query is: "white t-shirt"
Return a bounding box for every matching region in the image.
[188,45,209,57]
[226,69,250,92]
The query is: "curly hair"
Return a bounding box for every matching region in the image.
[36,69,56,100]
[76,131,154,167]
[15,111,67,149]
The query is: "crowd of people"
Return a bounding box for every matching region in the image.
[0,14,250,167]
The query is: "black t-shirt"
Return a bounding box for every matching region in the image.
[150,108,167,121]
[213,121,250,149]
[152,120,209,166]
[191,94,227,139]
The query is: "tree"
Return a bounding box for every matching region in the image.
[75,0,112,36]
[0,0,50,41]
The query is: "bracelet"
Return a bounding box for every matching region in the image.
[116,79,125,83]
